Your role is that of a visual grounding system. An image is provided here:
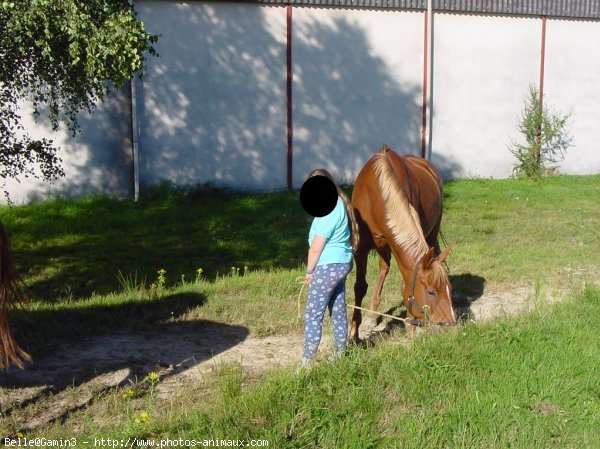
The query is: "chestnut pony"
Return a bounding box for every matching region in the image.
[349,145,456,339]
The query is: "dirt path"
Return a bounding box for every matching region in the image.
[0,286,557,432]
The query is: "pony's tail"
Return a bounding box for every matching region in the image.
[0,220,31,370]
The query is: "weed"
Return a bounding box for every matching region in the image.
[149,268,167,298]
[116,271,146,294]
[509,84,572,179]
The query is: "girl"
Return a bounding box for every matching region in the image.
[301,169,357,368]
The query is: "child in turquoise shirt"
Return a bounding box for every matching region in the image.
[302,169,355,368]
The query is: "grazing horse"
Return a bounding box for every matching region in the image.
[0,220,31,370]
[349,145,456,339]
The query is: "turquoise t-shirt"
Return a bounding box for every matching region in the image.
[308,197,352,266]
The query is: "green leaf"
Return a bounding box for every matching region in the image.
[0,0,159,185]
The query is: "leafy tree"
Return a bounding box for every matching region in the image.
[509,84,572,179]
[0,0,158,186]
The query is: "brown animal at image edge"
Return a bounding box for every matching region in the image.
[0,220,31,370]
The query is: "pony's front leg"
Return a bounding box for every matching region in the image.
[365,246,391,327]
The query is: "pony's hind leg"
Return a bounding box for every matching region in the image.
[350,246,369,342]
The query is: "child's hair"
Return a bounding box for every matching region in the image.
[307,169,359,251]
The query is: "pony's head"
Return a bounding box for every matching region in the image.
[403,246,456,325]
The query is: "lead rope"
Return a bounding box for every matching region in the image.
[295,276,308,320]
[295,276,412,324]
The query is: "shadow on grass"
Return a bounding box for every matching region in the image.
[450,273,486,321]
[12,291,209,358]
[0,291,250,430]
[4,185,311,302]
[347,273,486,346]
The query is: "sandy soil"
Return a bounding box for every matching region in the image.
[0,286,559,432]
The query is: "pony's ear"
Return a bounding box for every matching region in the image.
[436,245,452,265]
[421,247,436,268]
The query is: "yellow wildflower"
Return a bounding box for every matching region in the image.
[134,410,150,424]
[122,388,136,400]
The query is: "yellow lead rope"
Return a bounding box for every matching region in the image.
[295,277,308,320]
[296,277,409,324]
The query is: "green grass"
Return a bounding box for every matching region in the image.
[179,286,599,449]
[1,175,599,353]
[26,286,600,448]
[0,175,597,343]
[1,175,600,443]
[1,184,310,301]
[2,175,599,304]
[443,175,600,288]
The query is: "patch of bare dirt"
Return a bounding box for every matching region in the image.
[0,286,560,433]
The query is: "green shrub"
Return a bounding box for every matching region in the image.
[509,85,572,179]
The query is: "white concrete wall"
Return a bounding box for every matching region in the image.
[3,88,133,204]
[431,13,542,178]
[135,1,288,191]
[544,19,600,174]
[4,3,600,203]
[291,8,424,187]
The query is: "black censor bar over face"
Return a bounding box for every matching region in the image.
[300,175,337,217]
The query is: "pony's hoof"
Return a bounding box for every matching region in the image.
[348,330,360,344]
[364,316,378,327]
[359,316,377,338]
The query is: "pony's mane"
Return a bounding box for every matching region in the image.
[372,150,450,288]
[372,151,429,260]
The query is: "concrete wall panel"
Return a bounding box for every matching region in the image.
[544,18,600,174]
[136,1,288,191]
[292,8,425,187]
[431,13,541,178]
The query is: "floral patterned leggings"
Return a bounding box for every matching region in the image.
[303,262,353,364]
